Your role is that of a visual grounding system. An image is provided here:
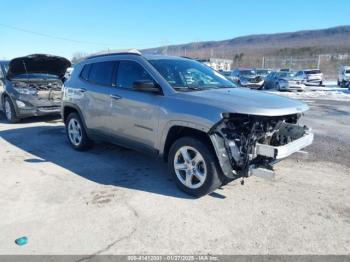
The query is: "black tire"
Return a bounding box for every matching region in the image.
[168,137,222,197]
[3,96,20,123]
[276,83,281,91]
[65,112,93,151]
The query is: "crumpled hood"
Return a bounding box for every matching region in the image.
[179,88,309,116]
[7,54,71,79]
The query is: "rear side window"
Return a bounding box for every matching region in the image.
[116,61,153,89]
[88,61,115,86]
[80,64,91,81]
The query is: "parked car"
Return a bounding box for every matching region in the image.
[264,71,304,91]
[0,54,71,122]
[279,68,292,72]
[220,70,232,78]
[338,66,350,88]
[295,69,323,86]
[230,69,264,89]
[62,52,313,196]
[255,68,272,79]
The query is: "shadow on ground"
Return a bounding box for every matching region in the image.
[0,113,197,199]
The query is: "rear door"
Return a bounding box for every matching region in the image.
[80,61,117,136]
[107,60,162,152]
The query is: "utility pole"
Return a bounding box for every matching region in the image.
[317,55,321,69]
[262,57,265,68]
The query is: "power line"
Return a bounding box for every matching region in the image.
[0,23,112,46]
[0,23,175,50]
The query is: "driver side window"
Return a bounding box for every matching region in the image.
[116,61,154,89]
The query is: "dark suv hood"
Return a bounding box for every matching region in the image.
[7,54,71,79]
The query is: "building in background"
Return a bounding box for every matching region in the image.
[202,58,233,71]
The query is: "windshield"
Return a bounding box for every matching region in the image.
[148,58,236,91]
[240,70,256,77]
[256,69,270,75]
[305,69,321,75]
[278,72,295,78]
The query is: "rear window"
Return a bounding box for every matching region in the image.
[305,70,321,74]
[345,70,350,74]
[88,61,115,86]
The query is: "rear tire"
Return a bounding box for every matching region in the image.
[168,137,222,197]
[3,97,19,123]
[66,112,93,151]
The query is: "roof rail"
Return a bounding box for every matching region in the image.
[86,49,142,59]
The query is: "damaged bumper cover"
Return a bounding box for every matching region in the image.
[209,113,314,180]
[255,128,313,160]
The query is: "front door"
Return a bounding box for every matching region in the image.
[108,60,162,152]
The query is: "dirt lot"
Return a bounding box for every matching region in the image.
[0,95,349,255]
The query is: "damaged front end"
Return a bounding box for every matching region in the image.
[209,113,313,180]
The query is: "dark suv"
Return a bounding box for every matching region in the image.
[0,54,71,122]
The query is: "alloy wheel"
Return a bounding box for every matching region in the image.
[173,146,207,189]
[68,118,83,146]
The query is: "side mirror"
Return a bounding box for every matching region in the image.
[133,80,160,93]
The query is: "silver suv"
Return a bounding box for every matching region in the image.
[62,51,313,196]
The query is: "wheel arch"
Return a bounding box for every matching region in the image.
[62,103,88,130]
[162,125,216,163]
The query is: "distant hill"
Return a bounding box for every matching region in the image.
[143,26,350,58]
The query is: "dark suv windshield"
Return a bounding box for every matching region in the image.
[148,58,235,91]
[305,70,321,74]
[240,70,256,77]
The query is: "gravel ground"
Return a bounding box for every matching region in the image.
[0,97,349,255]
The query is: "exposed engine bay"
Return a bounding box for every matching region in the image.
[209,113,312,179]
[12,79,63,101]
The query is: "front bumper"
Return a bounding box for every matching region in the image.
[241,80,264,88]
[255,130,314,159]
[280,82,305,91]
[18,106,61,117]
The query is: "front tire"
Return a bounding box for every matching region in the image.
[276,83,281,91]
[3,97,19,123]
[66,112,93,151]
[168,137,222,197]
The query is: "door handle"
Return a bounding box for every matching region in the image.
[78,88,87,93]
[110,94,122,100]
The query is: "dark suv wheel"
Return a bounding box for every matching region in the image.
[3,97,19,123]
[168,137,222,197]
[66,112,93,151]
